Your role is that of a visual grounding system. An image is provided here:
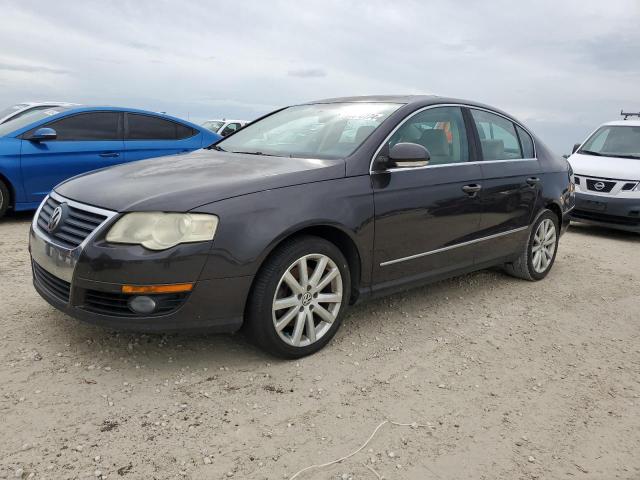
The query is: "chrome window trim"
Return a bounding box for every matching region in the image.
[369,103,537,174]
[379,225,529,267]
[384,158,538,174]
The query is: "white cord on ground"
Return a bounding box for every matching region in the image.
[288,420,429,480]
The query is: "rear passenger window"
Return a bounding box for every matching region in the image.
[471,109,522,160]
[387,106,469,165]
[127,114,196,140]
[516,125,535,158]
[43,112,121,141]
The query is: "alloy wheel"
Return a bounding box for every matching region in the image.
[531,218,556,273]
[272,253,343,347]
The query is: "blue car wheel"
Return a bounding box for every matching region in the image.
[0,179,9,218]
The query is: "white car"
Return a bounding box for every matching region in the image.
[201,119,248,137]
[568,112,640,233]
[0,102,79,124]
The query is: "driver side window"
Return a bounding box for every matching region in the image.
[221,123,240,136]
[387,107,469,165]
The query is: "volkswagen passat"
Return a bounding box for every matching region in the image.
[30,96,574,358]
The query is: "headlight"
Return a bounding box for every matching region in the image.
[106,213,219,250]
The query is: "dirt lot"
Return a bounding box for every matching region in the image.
[1,213,639,480]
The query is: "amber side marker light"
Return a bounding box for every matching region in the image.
[122,283,194,294]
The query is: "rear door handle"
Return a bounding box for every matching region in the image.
[99,152,120,158]
[526,177,540,186]
[462,184,482,196]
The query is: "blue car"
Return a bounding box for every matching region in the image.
[0,105,221,218]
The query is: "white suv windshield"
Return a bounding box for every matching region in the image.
[216,102,401,159]
[0,104,28,119]
[0,107,69,137]
[580,125,640,160]
[202,120,224,131]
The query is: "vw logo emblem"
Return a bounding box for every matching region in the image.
[301,292,313,306]
[594,181,606,191]
[47,205,65,233]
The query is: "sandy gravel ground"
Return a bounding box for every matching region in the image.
[1,212,639,480]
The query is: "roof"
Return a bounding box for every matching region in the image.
[305,94,440,104]
[204,119,248,123]
[604,120,640,127]
[17,101,79,107]
[300,94,510,114]
[298,95,529,129]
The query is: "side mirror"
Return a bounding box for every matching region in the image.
[28,127,57,142]
[389,142,430,168]
[572,143,581,154]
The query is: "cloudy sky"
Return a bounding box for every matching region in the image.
[1,0,638,153]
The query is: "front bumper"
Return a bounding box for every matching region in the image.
[32,262,249,332]
[571,192,640,232]
[29,193,251,333]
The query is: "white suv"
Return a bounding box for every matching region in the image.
[568,113,640,233]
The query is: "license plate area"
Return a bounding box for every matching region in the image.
[582,199,607,211]
[29,227,80,283]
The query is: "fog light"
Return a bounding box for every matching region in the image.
[128,295,157,314]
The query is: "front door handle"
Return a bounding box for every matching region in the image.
[526,177,540,186]
[462,184,482,196]
[99,152,120,158]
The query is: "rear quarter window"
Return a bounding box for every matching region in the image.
[516,125,535,158]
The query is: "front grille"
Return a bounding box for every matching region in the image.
[37,196,108,249]
[32,262,71,303]
[586,179,615,193]
[622,182,637,191]
[81,290,189,317]
[573,209,640,227]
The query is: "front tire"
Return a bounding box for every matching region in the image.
[503,209,559,281]
[245,235,351,358]
[0,180,9,219]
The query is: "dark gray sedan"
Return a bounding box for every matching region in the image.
[30,96,574,358]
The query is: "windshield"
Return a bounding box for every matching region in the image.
[0,106,70,137]
[202,120,225,132]
[579,125,640,159]
[0,103,29,120]
[216,102,401,159]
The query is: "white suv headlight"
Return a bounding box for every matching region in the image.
[106,213,219,250]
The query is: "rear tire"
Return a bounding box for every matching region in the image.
[503,209,559,281]
[0,180,9,219]
[244,235,351,358]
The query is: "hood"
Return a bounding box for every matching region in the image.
[55,149,346,212]
[568,152,640,180]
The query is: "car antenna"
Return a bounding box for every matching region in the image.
[620,109,640,120]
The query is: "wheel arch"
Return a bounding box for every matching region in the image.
[544,200,563,227]
[0,172,15,208]
[254,223,363,304]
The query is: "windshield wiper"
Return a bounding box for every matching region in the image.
[579,150,604,156]
[231,150,282,157]
[208,144,225,151]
